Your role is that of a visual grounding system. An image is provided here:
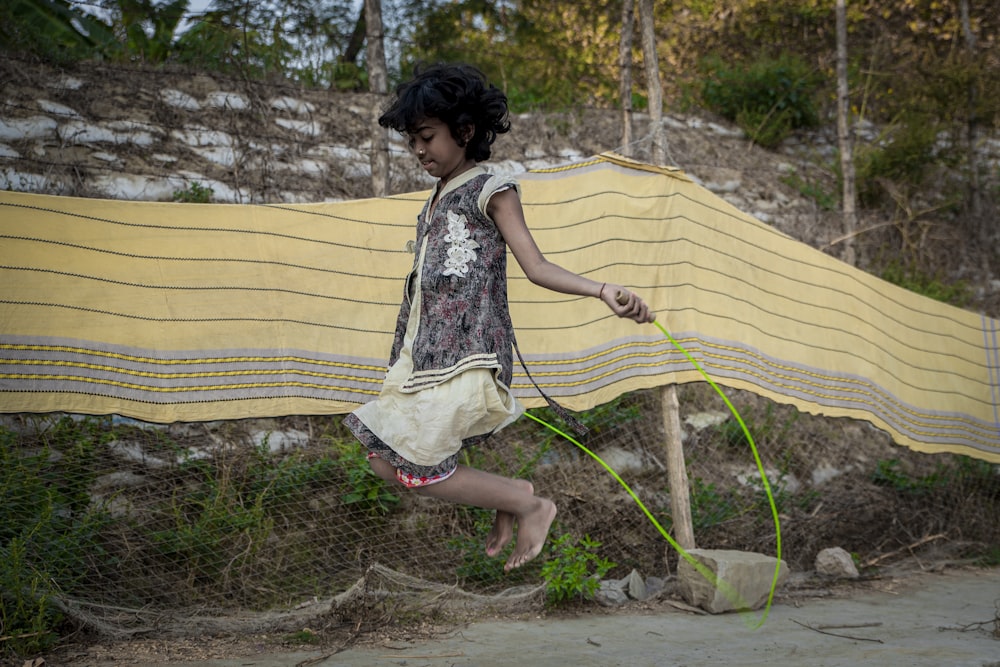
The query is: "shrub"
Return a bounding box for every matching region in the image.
[0,418,113,658]
[854,113,943,206]
[879,260,971,307]
[171,181,214,203]
[700,53,821,148]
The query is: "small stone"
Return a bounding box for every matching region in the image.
[815,547,859,579]
[594,580,629,607]
[625,569,647,600]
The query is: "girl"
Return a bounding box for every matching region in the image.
[344,63,654,572]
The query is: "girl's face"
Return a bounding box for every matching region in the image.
[407,117,474,183]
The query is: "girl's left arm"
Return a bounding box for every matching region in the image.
[489,188,654,324]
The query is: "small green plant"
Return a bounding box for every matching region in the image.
[528,393,642,448]
[873,455,995,497]
[541,533,615,605]
[244,439,340,510]
[872,458,946,496]
[171,181,214,203]
[283,628,320,644]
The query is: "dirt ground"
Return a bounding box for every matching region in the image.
[46,565,999,667]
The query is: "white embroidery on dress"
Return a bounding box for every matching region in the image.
[442,210,479,277]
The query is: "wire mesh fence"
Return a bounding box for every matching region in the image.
[3,382,998,652]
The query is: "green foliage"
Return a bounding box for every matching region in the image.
[541,533,615,605]
[528,393,642,447]
[872,456,994,496]
[715,403,799,451]
[446,508,538,588]
[0,418,113,658]
[700,53,822,148]
[332,442,400,516]
[974,546,1000,567]
[687,476,741,532]
[148,459,274,583]
[283,628,320,644]
[854,113,944,205]
[119,0,189,63]
[297,60,368,91]
[0,0,119,62]
[147,438,343,589]
[879,260,971,307]
[398,0,621,112]
[780,171,837,211]
[171,181,213,203]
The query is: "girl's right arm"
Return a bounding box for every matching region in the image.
[489,188,654,324]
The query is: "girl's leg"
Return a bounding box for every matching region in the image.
[417,465,555,571]
[485,479,533,558]
[369,458,554,571]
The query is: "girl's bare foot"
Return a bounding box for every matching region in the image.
[505,496,557,572]
[485,479,533,557]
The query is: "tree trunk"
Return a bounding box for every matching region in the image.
[638,0,663,165]
[618,0,635,157]
[835,0,857,267]
[365,0,389,197]
[637,0,693,560]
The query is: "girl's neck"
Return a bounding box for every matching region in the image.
[438,158,477,188]
[429,160,478,219]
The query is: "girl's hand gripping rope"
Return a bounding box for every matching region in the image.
[599,283,655,324]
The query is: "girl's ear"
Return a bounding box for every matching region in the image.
[458,124,474,147]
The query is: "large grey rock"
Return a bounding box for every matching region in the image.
[678,549,788,613]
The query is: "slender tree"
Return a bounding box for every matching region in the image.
[958,0,982,225]
[836,0,857,267]
[366,0,390,197]
[619,0,635,156]
[638,0,663,164]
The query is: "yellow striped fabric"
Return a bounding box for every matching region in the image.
[1,153,997,461]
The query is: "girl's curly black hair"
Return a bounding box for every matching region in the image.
[378,63,510,162]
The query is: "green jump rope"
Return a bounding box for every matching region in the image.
[526,292,782,628]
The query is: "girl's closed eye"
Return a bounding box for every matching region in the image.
[408,134,432,150]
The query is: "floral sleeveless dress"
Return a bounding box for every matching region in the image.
[345,167,523,487]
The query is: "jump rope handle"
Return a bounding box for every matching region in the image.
[615,290,630,306]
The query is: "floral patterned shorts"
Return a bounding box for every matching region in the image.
[344,413,483,488]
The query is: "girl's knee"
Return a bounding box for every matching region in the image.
[368,456,399,484]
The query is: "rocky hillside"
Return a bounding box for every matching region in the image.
[1,55,997,314]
